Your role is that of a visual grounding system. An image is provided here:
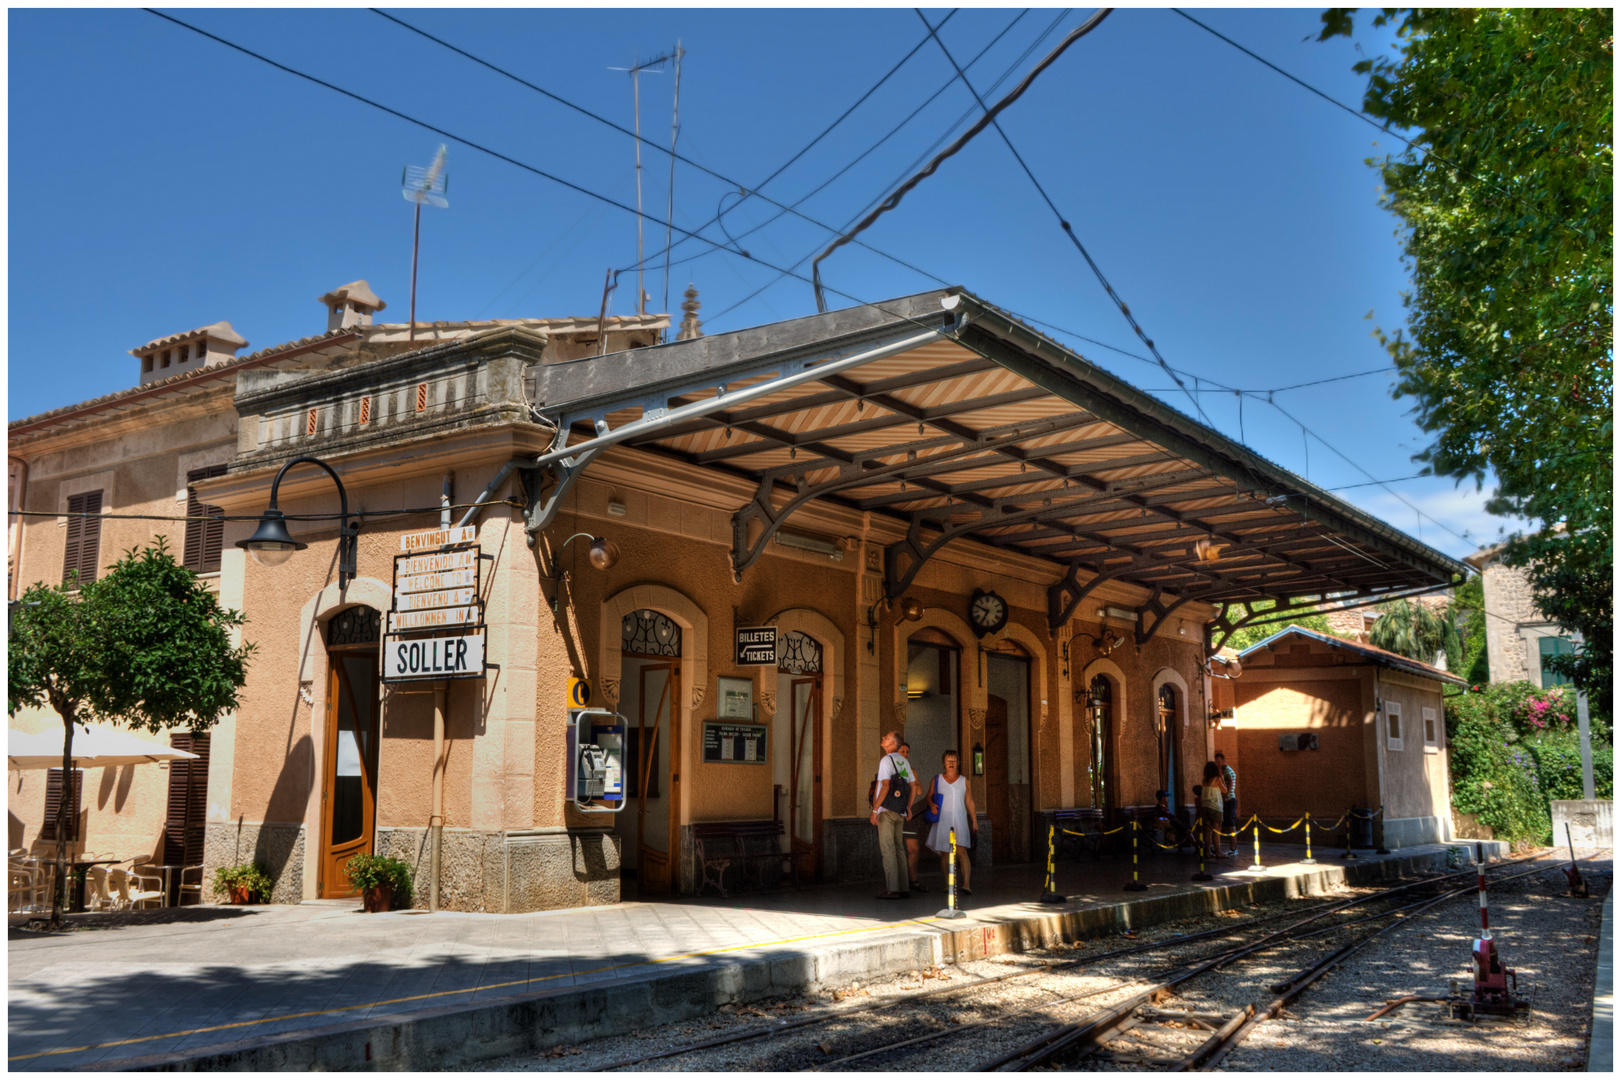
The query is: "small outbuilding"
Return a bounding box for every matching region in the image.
[1216,626,1464,849]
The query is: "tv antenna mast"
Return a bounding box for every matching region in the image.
[609,50,673,316]
[662,41,684,317]
[402,143,450,345]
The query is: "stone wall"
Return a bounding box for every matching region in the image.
[1481,560,1543,684]
[202,822,305,904]
[1552,799,1613,849]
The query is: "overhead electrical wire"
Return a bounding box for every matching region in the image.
[1170,8,1595,243]
[369,7,953,293]
[148,8,1487,549]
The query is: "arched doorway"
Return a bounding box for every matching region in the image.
[319,605,380,898]
[984,642,1033,863]
[905,627,961,803]
[617,609,682,894]
[773,630,823,879]
[1085,674,1114,815]
[1157,682,1180,814]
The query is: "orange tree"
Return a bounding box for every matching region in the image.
[8,538,253,926]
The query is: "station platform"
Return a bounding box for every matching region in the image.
[8,838,1514,1071]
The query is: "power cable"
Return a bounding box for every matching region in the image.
[703,9,1073,323]
[900,7,1215,431]
[370,8,952,292]
[1169,9,1594,243]
[147,8,1487,551]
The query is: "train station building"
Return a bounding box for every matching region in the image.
[8,284,1468,912]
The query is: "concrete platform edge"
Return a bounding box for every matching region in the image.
[81,846,1497,1072]
[1591,887,1613,1072]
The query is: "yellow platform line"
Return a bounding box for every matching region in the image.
[11,915,942,1062]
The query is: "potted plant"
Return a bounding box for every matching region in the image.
[344,853,413,913]
[212,863,272,904]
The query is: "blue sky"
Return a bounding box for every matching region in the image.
[7,6,1522,558]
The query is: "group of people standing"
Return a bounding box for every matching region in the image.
[1195,752,1239,858]
[869,730,976,900]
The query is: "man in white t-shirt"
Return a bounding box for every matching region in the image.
[870,730,916,898]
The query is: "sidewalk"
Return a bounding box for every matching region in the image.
[8,839,1502,1071]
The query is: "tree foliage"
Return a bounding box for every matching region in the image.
[1367,597,1460,666]
[1320,9,1613,703]
[1221,601,1338,653]
[8,538,255,924]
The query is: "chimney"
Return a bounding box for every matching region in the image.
[131,322,249,385]
[318,280,386,333]
[677,283,704,341]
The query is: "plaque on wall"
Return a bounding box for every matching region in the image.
[717,675,753,720]
[702,722,769,764]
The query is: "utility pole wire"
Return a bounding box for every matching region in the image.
[810,9,1112,313]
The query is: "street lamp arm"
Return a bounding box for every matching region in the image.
[239,455,359,588]
[267,455,350,524]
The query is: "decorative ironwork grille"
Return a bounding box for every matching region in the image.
[623,609,681,657]
[326,606,381,647]
[777,630,823,674]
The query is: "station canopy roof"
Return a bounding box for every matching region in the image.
[526,289,1467,634]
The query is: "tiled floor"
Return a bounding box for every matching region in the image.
[7,841,1454,1069]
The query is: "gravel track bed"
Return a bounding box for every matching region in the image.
[1217,855,1611,1073]
[470,879,1414,1072]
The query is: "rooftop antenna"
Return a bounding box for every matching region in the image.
[662,41,685,319]
[609,50,673,317]
[402,143,450,345]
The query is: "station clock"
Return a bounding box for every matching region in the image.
[968,587,1009,638]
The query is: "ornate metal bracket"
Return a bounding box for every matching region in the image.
[1047,561,1120,630]
[1134,586,1197,646]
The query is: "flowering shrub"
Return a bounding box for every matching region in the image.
[1521,689,1572,732]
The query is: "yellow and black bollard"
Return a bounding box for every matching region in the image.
[1374,804,1391,854]
[1343,805,1357,860]
[1247,816,1265,873]
[1124,819,1148,891]
[1302,815,1316,865]
[935,827,966,919]
[1192,830,1213,882]
[1040,823,1065,904]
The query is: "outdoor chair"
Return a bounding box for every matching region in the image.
[9,860,46,913]
[111,867,164,910]
[86,866,119,911]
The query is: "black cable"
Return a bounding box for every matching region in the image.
[1170,9,1594,244]
[909,8,1215,430]
[368,7,950,290]
[703,9,1072,324]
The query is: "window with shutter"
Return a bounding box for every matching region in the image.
[62,490,103,585]
[41,768,84,841]
[184,465,228,573]
[162,733,211,904]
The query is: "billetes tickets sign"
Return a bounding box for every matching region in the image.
[734,625,778,666]
[399,525,475,552]
[385,631,485,681]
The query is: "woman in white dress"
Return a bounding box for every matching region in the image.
[926,750,978,895]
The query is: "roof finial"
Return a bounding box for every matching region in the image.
[677,283,703,341]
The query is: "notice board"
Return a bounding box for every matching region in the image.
[702,722,769,765]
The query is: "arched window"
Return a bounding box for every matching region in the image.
[325,605,380,647]
[622,609,681,658]
[777,630,823,674]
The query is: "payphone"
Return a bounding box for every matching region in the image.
[566,707,627,813]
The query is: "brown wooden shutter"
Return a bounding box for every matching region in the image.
[162,734,210,879]
[183,466,228,573]
[41,768,83,841]
[62,490,103,585]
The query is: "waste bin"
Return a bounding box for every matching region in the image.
[1350,805,1374,849]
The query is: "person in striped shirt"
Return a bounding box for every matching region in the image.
[1215,751,1238,856]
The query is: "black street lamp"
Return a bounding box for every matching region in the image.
[237,455,358,588]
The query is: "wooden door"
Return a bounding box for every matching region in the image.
[985,694,1011,863]
[788,677,822,878]
[635,663,680,894]
[319,651,379,898]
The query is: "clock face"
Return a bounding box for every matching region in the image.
[969,589,1008,636]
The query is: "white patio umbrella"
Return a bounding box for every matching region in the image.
[7,723,199,770]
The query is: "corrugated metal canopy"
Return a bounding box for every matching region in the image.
[528,289,1466,631]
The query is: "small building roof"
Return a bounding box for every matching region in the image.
[1237,625,1467,685]
[130,320,248,356]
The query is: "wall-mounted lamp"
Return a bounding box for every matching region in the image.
[866,595,926,653]
[606,500,628,517]
[1087,629,1124,657]
[548,532,619,612]
[906,682,927,700]
[971,742,984,776]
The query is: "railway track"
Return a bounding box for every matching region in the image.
[586,850,1550,1072]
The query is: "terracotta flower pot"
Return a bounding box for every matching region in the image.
[362,884,393,913]
[227,885,254,905]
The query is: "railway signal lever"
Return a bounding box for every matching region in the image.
[1563,823,1589,898]
[1455,842,1530,1021]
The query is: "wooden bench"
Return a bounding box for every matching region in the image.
[1049,809,1106,862]
[692,820,793,898]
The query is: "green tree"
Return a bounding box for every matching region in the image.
[1450,574,1490,684]
[8,539,254,927]
[1222,601,1339,652]
[1367,597,1461,666]
[1319,9,1613,704]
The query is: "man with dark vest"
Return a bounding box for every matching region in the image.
[870,730,917,899]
